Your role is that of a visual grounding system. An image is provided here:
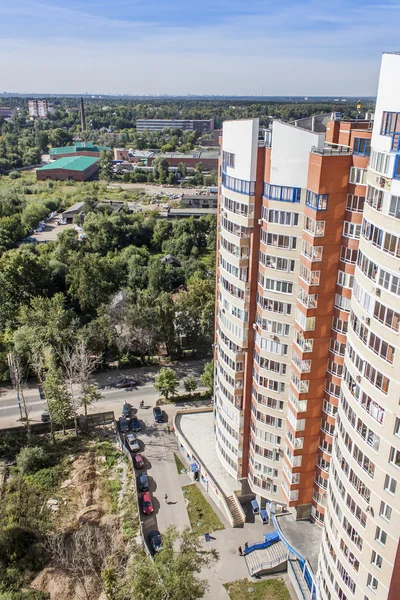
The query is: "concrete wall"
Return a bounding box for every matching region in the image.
[222,119,259,182]
[372,53,400,153]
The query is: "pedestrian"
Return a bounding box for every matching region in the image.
[164,494,168,504]
[238,546,243,556]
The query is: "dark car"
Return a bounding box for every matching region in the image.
[122,402,131,418]
[116,378,137,389]
[133,453,145,469]
[148,530,162,554]
[142,491,153,515]
[40,411,50,423]
[130,416,141,431]
[153,406,164,423]
[119,417,129,432]
[138,472,149,491]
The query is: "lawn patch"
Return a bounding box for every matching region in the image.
[224,578,291,600]
[182,484,224,535]
[174,453,186,474]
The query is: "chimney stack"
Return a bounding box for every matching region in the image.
[80,97,86,132]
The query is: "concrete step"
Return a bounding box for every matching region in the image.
[289,559,312,600]
[226,495,245,527]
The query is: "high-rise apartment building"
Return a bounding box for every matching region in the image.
[318,52,400,600]
[214,51,400,599]
[136,118,214,133]
[28,99,50,118]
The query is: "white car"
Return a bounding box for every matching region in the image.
[126,433,140,452]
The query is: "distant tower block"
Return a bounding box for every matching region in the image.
[80,97,86,131]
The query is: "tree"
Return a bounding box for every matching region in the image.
[48,128,73,148]
[127,526,218,600]
[99,150,114,182]
[43,354,73,434]
[16,446,47,474]
[195,162,204,173]
[184,375,197,396]
[200,361,214,396]
[174,278,215,356]
[177,162,187,177]
[154,367,178,401]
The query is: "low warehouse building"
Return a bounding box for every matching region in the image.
[49,142,111,160]
[36,156,100,182]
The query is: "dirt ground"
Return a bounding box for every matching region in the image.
[30,443,125,600]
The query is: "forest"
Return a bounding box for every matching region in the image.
[0,175,217,381]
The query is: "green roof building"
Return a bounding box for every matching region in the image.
[49,142,111,159]
[37,156,100,182]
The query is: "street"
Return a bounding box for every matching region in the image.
[0,359,206,429]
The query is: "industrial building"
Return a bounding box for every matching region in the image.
[28,99,52,118]
[214,51,400,600]
[49,142,111,160]
[36,156,99,182]
[136,118,214,133]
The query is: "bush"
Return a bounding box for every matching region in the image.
[8,172,20,180]
[0,527,37,566]
[16,447,47,475]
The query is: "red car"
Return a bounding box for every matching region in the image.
[142,492,153,515]
[134,453,144,469]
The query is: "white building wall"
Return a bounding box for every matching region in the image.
[222,119,259,181]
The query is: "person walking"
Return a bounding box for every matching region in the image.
[164,494,168,504]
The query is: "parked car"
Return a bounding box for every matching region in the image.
[148,530,162,554]
[126,433,140,452]
[116,378,137,389]
[137,472,149,491]
[122,402,131,418]
[130,416,141,431]
[142,492,153,515]
[133,454,144,469]
[40,411,50,423]
[153,406,164,423]
[119,417,129,433]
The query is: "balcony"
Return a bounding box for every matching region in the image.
[311,143,352,156]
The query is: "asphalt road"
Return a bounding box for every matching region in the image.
[0,359,206,429]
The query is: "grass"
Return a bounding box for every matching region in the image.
[224,578,291,600]
[174,452,186,474]
[182,484,224,535]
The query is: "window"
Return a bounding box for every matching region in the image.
[371,551,382,570]
[370,150,391,175]
[299,264,320,285]
[353,137,371,156]
[301,240,323,261]
[332,317,348,334]
[259,251,295,272]
[349,167,367,184]
[223,196,253,216]
[384,474,397,495]
[264,207,299,226]
[222,172,255,195]
[375,526,387,546]
[261,229,297,250]
[395,418,400,437]
[295,308,315,331]
[394,155,400,180]
[334,293,351,312]
[379,501,392,522]
[389,195,400,218]
[340,246,358,264]
[373,301,400,332]
[258,274,293,294]
[368,333,395,364]
[222,151,235,169]
[263,183,301,203]
[306,190,328,210]
[346,194,365,212]
[343,221,361,239]
[304,216,325,236]
[367,574,379,592]
[381,111,400,136]
[366,185,384,211]
[337,270,354,289]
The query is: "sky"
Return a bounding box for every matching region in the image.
[0,0,399,95]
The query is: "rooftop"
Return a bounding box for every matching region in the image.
[275,513,322,573]
[62,201,85,214]
[38,156,99,172]
[159,149,220,159]
[176,411,240,497]
[50,143,111,156]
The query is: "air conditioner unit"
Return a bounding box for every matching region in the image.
[356,375,362,383]
[362,316,371,325]
[253,323,257,330]
[376,288,381,297]
[258,219,263,225]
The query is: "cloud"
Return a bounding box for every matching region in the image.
[0,0,398,94]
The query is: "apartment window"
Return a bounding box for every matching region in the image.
[394,155,400,180]
[353,137,371,156]
[346,194,365,212]
[375,527,387,546]
[366,185,384,211]
[261,229,297,250]
[295,308,316,331]
[222,151,235,169]
[259,274,293,294]
[395,418,400,437]
[337,270,354,289]
[340,246,358,264]
[299,263,320,285]
[222,172,255,195]
[379,501,392,522]
[370,150,391,175]
[368,332,395,364]
[334,293,351,312]
[342,221,361,239]
[384,474,397,495]
[264,182,301,203]
[373,301,400,332]
[332,317,348,334]
[381,111,400,135]
[349,167,367,185]
[266,208,299,226]
[367,574,379,592]
[304,216,325,237]
[301,240,323,261]
[371,551,383,570]
[306,190,328,211]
